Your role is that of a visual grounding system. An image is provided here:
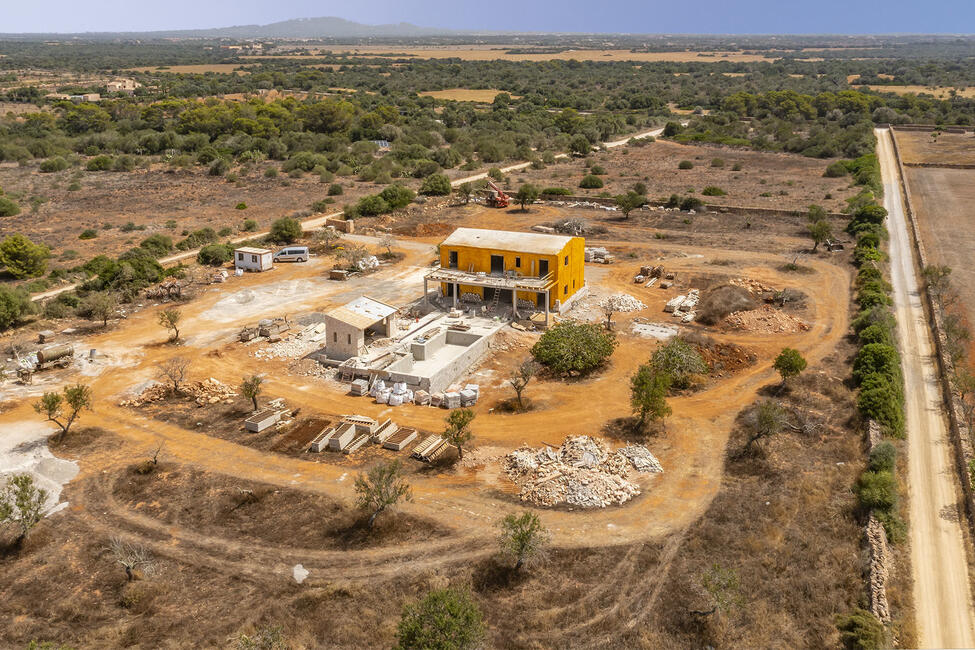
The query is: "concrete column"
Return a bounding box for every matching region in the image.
[423,278,428,307]
[452,283,458,308]
[545,289,550,326]
[512,291,518,320]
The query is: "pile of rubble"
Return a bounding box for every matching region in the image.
[119,377,238,407]
[252,322,327,360]
[605,293,647,313]
[729,277,776,295]
[724,305,809,334]
[502,436,663,508]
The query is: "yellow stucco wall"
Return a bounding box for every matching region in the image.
[438,235,585,309]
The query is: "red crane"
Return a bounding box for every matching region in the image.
[484,180,509,208]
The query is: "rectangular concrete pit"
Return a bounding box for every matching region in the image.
[384,328,493,395]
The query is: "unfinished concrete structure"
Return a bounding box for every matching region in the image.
[425,227,587,321]
[322,296,398,361]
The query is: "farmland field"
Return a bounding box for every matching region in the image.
[895,129,975,165]
[419,89,520,102]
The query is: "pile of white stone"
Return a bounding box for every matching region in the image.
[604,293,646,313]
[502,436,663,508]
[252,323,327,360]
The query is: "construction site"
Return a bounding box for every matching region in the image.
[0,130,874,647]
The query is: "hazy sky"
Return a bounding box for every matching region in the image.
[4,0,973,34]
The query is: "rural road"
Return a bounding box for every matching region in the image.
[30,125,666,304]
[877,127,975,648]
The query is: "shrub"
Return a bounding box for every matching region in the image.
[218,227,232,237]
[488,168,504,181]
[836,608,886,650]
[235,202,247,210]
[264,166,279,178]
[79,229,98,240]
[0,284,33,328]
[327,183,344,196]
[679,196,704,211]
[541,187,572,196]
[824,161,849,178]
[858,323,893,346]
[67,182,81,191]
[396,588,485,650]
[858,373,905,436]
[0,234,50,278]
[176,227,218,250]
[197,243,233,266]
[869,441,897,473]
[379,185,415,210]
[139,234,173,258]
[269,217,302,244]
[855,469,897,512]
[311,199,333,213]
[113,155,136,172]
[589,164,606,175]
[579,174,603,189]
[419,173,451,196]
[701,186,726,196]
[650,337,707,389]
[662,121,682,137]
[853,343,900,386]
[531,321,617,376]
[710,158,725,168]
[208,158,229,176]
[242,219,257,232]
[678,160,694,170]
[358,195,391,216]
[40,157,69,173]
[731,162,742,171]
[632,182,647,195]
[86,155,113,171]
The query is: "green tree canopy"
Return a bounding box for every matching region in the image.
[0,234,50,279]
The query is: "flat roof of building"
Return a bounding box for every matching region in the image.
[326,295,398,329]
[440,227,573,255]
[235,247,272,255]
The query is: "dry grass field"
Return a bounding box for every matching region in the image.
[860,84,975,99]
[419,89,521,102]
[126,64,254,74]
[895,129,975,165]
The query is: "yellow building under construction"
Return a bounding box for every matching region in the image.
[424,227,587,318]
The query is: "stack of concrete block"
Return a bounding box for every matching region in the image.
[430,392,445,407]
[414,390,431,406]
[444,392,462,409]
[350,379,369,396]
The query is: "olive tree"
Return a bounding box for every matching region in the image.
[444,408,475,459]
[80,291,118,327]
[34,383,92,442]
[630,364,672,429]
[354,460,412,529]
[0,473,48,544]
[507,359,539,410]
[107,536,156,581]
[515,183,539,212]
[773,347,807,386]
[497,511,549,571]
[241,375,263,411]
[808,220,832,251]
[157,308,182,342]
[396,588,485,650]
[650,337,707,389]
[157,356,191,394]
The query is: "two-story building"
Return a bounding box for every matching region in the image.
[424,227,586,320]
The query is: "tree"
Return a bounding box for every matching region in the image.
[157,357,191,394]
[0,195,20,217]
[241,375,263,411]
[663,121,682,137]
[531,321,617,376]
[80,291,118,327]
[497,511,549,571]
[744,400,790,450]
[106,536,156,582]
[316,226,340,249]
[444,408,475,459]
[579,174,603,189]
[379,233,397,256]
[0,473,47,543]
[33,383,92,443]
[599,294,629,330]
[396,588,485,650]
[456,181,473,204]
[338,243,370,270]
[808,219,832,251]
[0,234,50,279]
[0,285,34,330]
[614,191,645,219]
[630,364,672,428]
[354,460,412,528]
[507,359,539,410]
[807,204,827,222]
[197,243,233,266]
[419,173,451,196]
[158,308,182,342]
[269,217,302,244]
[650,337,708,389]
[773,347,807,386]
[515,184,539,211]
[569,134,591,156]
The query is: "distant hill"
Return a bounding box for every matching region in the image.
[0,16,470,40]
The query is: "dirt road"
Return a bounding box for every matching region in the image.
[877,127,975,648]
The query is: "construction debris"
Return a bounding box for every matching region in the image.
[119,377,237,407]
[502,436,662,508]
[724,305,809,334]
[251,322,326,360]
[729,277,776,296]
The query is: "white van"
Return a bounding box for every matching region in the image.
[273,246,309,263]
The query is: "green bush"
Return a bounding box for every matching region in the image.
[358,195,391,216]
[209,158,229,176]
[858,373,905,436]
[218,227,232,237]
[855,469,897,512]
[197,243,233,266]
[853,344,900,386]
[269,217,302,244]
[113,155,136,172]
[710,158,725,168]
[579,174,603,189]
[589,164,606,175]
[235,202,247,210]
[419,173,451,196]
[678,160,694,170]
[396,588,485,650]
[311,199,333,213]
[264,167,279,178]
[176,227,218,251]
[242,219,257,232]
[824,161,849,178]
[79,229,97,240]
[541,187,572,196]
[701,186,726,196]
[858,323,893,346]
[869,441,897,473]
[531,321,617,376]
[86,155,113,171]
[40,157,69,173]
[651,337,708,389]
[327,183,344,196]
[139,234,173,258]
[379,185,415,210]
[0,284,34,329]
[0,234,50,278]
[836,608,886,650]
[67,182,81,191]
[679,196,704,211]
[857,288,891,309]
[662,121,682,137]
